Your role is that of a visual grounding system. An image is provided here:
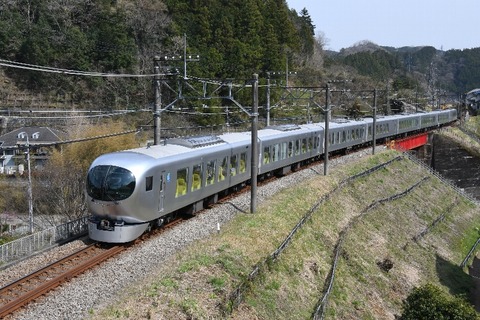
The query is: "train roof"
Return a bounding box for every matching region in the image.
[327,118,368,128]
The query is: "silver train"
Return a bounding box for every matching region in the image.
[86,109,457,243]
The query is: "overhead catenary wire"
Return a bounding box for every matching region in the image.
[0,58,169,78]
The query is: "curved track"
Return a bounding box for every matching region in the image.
[0,243,125,318]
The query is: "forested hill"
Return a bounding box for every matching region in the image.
[330,42,480,95]
[0,0,480,110]
[163,0,317,79]
[0,0,317,108]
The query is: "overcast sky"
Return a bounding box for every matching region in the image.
[286,0,479,51]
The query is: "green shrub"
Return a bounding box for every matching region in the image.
[400,283,479,320]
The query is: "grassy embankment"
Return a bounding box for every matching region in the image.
[91,139,480,319]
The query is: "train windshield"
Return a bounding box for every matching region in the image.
[86,165,136,201]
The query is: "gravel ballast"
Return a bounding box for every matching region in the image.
[4,149,376,320]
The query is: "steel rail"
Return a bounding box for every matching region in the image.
[0,244,124,318]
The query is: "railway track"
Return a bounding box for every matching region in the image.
[0,243,125,318]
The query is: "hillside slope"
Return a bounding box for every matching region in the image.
[89,150,480,319]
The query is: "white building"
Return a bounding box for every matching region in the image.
[0,126,65,174]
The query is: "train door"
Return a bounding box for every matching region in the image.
[158,171,165,212]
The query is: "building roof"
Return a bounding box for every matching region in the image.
[0,126,65,149]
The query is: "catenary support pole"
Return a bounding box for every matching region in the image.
[373,88,377,155]
[153,56,161,145]
[324,83,330,175]
[251,74,259,213]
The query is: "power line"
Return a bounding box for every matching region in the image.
[0,58,173,78]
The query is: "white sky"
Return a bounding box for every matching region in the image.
[286,0,479,51]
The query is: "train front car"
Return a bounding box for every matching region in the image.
[86,151,155,243]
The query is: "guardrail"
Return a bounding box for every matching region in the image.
[0,216,89,265]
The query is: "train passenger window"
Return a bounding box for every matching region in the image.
[206,160,216,186]
[176,168,188,198]
[288,141,293,157]
[272,144,279,162]
[240,153,247,173]
[218,157,228,181]
[281,142,287,160]
[356,129,360,139]
[263,146,270,164]
[342,131,346,143]
[308,137,313,150]
[295,140,300,155]
[230,154,238,176]
[329,133,334,145]
[302,139,307,153]
[192,164,202,192]
[146,176,153,191]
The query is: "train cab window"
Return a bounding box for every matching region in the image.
[288,141,293,157]
[295,140,300,155]
[192,164,202,192]
[176,168,188,198]
[146,176,153,191]
[240,153,247,174]
[218,156,228,181]
[280,142,287,160]
[263,146,270,164]
[206,160,216,186]
[87,165,136,201]
[230,154,238,176]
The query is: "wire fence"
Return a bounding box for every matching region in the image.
[0,216,88,265]
[403,150,480,206]
[223,156,404,315]
[224,145,480,318]
[313,177,429,320]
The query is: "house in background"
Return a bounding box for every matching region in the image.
[0,126,65,174]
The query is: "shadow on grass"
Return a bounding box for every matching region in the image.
[436,254,474,303]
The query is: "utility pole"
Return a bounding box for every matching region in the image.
[324,83,330,176]
[153,56,161,145]
[153,38,199,144]
[372,89,377,155]
[182,34,199,79]
[25,136,33,233]
[286,55,289,87]
[251,74,259,213]
[266,72,271,126]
